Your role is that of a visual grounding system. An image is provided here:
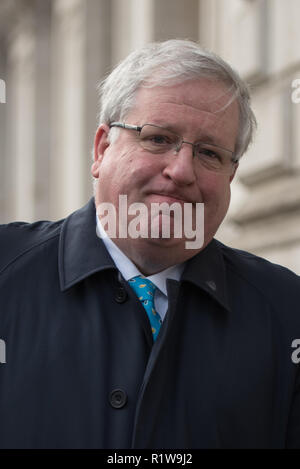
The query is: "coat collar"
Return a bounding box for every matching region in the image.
[59,198,116,291]
[181,239,231,312]
[59,198,230,311]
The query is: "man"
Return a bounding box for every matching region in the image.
[0,39,299,449]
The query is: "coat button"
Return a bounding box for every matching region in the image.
[109,389,127,409]
[114,286,127,303]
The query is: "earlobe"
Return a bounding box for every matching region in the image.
[91,160,100,178]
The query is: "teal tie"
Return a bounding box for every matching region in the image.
[129,276,162,341]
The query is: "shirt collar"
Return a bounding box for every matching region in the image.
[59,198,230,311]
[96,213,184,295]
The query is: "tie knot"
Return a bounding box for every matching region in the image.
[129,275,156,302]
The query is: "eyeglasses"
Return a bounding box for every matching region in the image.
[109,122,238,175]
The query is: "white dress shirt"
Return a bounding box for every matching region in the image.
[96,215,185,320]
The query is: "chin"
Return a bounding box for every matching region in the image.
[142,236,202,261]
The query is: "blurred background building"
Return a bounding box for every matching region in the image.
[0,0,299,273]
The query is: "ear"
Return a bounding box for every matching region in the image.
[229,162,239,183]
[91,124,110,179]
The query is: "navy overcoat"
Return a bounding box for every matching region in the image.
[0,198,299,448]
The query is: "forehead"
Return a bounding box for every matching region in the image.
[126,78,239,147]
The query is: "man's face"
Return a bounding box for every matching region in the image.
[92,78,239,274]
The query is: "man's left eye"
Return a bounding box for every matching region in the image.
[148,135,171,145]
[196,147,220,161]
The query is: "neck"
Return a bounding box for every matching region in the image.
[112,237,192,276]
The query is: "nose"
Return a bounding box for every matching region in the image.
[162,142,196,186]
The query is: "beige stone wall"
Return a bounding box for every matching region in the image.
[207,0,300,274]
[0,0,299,273]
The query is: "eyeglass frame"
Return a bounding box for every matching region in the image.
[109,122,238,174]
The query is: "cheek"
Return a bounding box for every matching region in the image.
[200,175,231,211]
[100,147,133,183]
[125,152,163,188]
[100,147,161,199]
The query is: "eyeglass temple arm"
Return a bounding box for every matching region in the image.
[110,122,142,131]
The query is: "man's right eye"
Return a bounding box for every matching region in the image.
[146,135,171,145]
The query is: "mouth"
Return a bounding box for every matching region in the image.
[148,192,196,206]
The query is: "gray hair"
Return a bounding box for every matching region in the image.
[97,39,257,159]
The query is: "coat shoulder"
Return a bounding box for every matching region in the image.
[0,219,64,275]
[216,240,300,301]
